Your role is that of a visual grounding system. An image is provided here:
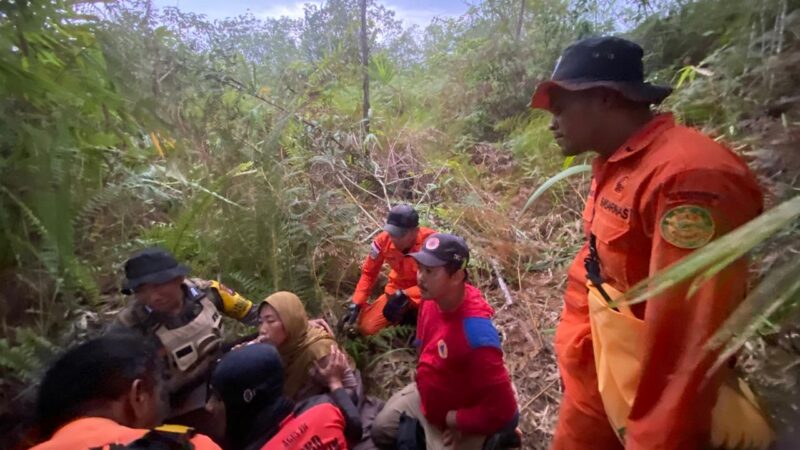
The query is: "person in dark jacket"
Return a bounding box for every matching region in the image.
[209,343,362,450]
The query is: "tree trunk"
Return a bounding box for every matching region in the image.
[360,0,370,138]
[515,0,526,43]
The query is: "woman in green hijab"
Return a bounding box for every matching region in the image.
[257,291,359,401]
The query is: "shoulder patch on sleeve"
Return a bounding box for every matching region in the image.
[369,241,381,260]
[463,317,501,350]
[660,204,715,249]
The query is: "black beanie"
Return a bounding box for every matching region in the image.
[211,344,292,450]
[211,343,284,411]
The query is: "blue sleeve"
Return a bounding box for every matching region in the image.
[463,317,501,350]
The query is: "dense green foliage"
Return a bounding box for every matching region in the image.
[0,0,798,445]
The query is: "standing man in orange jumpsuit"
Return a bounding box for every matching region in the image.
[345,204,436,336]
[530,37,763,449]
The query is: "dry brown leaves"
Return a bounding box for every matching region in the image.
[490,272,564,449]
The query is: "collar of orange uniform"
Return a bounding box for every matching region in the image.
[387,227,426,254]
[605,113,676,163]
[51,417,134,438]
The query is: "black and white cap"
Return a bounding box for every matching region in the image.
[410,233,470,268]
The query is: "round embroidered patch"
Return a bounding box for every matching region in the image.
[426,237,440,250]
[660,205,715,249]
[437,339,448,359]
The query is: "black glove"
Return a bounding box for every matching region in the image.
[383,290,410,324]
[482,412,521,450]
[337,303,360,337]
[482,429,522,450]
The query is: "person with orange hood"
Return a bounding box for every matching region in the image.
[29,331,220,450]
[344,204,436,336]
[530,36,770,450]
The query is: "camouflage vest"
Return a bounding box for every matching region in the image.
[155,279,224,373]
[118,279,224,373]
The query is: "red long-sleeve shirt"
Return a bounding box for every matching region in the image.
[415,284,518,435]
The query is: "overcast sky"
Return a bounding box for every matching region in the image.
[151,0,473,27]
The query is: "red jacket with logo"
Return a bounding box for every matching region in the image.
[415,284,517,435]
[258,388,362,450]
[261,403,347,450]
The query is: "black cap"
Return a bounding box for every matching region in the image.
[410,233,470,268]
[211,343,284,409]
[384,204,419,237]
[530,36,672,111]
[121,247,189,295]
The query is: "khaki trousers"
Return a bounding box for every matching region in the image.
[371,383,486,450]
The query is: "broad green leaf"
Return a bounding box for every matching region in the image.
[521,164,592,215]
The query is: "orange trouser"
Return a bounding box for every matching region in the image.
[551,312,622,450]
[356,285,419,336]
[551,391,622,450]
[357,292,392,336]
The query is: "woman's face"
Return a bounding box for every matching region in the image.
[258,305,288,347]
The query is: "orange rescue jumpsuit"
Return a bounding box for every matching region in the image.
[29,417,220,450]
[552,114,763,450]
[353,226,437,335]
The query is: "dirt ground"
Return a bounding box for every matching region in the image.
[360,270,566,450]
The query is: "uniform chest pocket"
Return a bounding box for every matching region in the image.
[592,214,630,245]
[591,212,632,288]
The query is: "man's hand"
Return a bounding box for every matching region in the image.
[313,345,349,391]
[443,410,459,447]
[309,318,335,335]
[446,410,458,429]
[442,429,455,447]
[229,336,263,352]
[383,290,409,323]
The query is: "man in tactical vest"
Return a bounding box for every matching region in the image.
[115,247,259,438]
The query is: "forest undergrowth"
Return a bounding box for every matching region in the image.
[1,0,799,448]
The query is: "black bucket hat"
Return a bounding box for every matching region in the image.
[530,36,672,111]
[121,247,189,295]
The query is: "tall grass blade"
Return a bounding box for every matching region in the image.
[521,164,592,215]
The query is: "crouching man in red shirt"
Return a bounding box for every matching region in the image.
[371,233,519,449]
